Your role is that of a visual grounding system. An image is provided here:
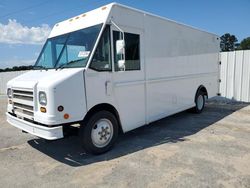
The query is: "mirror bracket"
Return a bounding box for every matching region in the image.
[110,18,126,71]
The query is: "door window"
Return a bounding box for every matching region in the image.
[89,25,112,71]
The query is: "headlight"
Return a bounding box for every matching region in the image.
[7,88,12,98]
[39,91,47,106]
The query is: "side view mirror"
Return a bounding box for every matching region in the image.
[116,40,125,55]
[118,60,125,70]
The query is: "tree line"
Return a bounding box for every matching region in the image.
[0,65,33,73]
[0,33,249,72]
[220,33,250,52]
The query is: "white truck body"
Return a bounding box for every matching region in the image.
[6,3,220,141]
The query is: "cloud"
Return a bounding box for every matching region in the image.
[0,19,51,45]
[0,59,35,69]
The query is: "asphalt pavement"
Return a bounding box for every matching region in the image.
[0,96,250,188]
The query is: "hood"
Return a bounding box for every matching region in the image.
[7,68,85,89]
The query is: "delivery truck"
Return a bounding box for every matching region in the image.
[6,3,220,154]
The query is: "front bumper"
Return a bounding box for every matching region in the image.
[6,112,63,140]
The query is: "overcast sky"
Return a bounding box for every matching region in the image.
[0,0,249,69]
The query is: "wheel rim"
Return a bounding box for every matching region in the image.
[197,95,204,110]
[91,118,114,148]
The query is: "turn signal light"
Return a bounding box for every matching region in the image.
[64,114,69,119]
[40,107,47,113]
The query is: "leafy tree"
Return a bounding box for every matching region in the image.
[220,33,238,52]
[235,43,240,50]
[239,37,250,50]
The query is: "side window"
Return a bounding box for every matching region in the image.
[90,26,112,71]
[113,31,140,71]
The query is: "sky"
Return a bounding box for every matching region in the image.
[0,0,249,69]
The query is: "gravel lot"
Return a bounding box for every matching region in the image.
[0,95,250,188]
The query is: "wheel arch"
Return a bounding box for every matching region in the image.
[195,85,208,102]
[83,103,123,133]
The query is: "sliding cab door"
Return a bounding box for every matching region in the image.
[85,25,114,110]
[111,26,146,132]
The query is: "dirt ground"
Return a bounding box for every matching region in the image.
[0,95,250,188]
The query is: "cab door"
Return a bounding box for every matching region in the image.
[111,25,146,132]
[84,25,115,112]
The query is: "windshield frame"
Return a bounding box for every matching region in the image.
[34,23,104,70]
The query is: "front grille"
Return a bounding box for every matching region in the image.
[12,89,34,120]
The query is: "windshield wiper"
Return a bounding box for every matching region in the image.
[56,59,85,70]
[33,65,48,70]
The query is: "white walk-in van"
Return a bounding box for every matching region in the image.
[6,3,220,154]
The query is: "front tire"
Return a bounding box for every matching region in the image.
[80,111,119,155]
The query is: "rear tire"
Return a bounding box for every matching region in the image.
[80,111,118,155]
[193,91,206,114]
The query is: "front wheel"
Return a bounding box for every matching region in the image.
[80,111,119,155]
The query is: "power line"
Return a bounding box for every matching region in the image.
[0,0,51,19]
[24,0,109,25]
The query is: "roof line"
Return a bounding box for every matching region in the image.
[110,2,218,37]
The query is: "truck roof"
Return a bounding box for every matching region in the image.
[49,2,218,38]
[49,3,114,38]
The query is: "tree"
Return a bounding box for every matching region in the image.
[239,37,250,50]
[0,65,33,72]
[220,33,238,52]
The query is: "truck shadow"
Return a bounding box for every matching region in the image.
[28,100,248,167]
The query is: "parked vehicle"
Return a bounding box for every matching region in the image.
[6,3,220,154]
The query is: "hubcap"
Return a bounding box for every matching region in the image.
[197,95,204,110]
[91,118,113,148]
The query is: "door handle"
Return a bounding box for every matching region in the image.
[105,81,112,96]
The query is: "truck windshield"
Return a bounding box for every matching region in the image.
[34,24,103,69]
